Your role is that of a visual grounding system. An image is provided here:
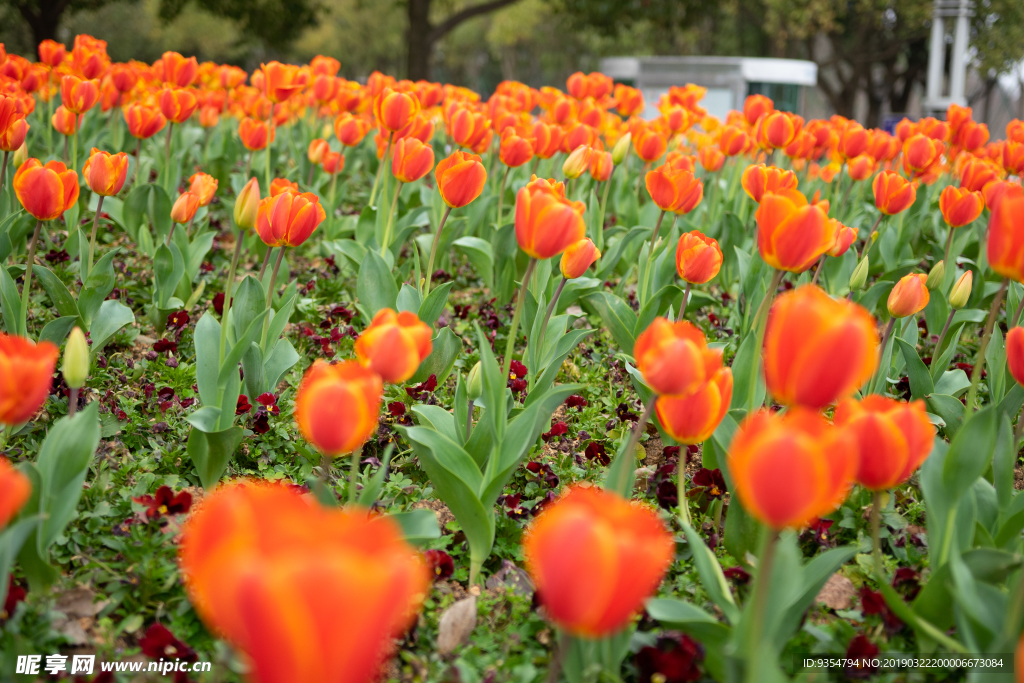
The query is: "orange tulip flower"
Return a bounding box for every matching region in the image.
[656,363,732,444]
[109,63,138,95]
[675,230,722,285]
[987,194,1024,283]
[374,87,419,133]
[645,165,703,214]
[846,154,875,181]
[0,96,28,153]
[13,158,79,221]
[1007,327,1024,387]
[60,75,99,114]
[827,221,858,257]
[763,284,878,409]
[51,105,77,136]
[984,180,1023,212]
[198,105,219,129]
[354,308,433,384]
[159,87,198,124]
[959,157,999,193]
[834,396,935,491]
[523,486,673,638]
[728,407,856,530]
[887,273,929,318]
[255,191,326,248]
[82,148,128,197]
[170,192,200,224]
[270,178,299,196]
[957,120,989,151]
[698,145,724,172]
[239,117,273,151]
[613,84,644,116]
[294,360,383,456]
[743,94,773,126]
[0,457,31,530]
[322,151,344,175]
[391,137,435,183]
[634,318,722,398]
[1009,119,1024,144]
[902,134,943,175]
[757,111,800,149]
[188,172,218,207]
[179,481,429,683]
[1004,141,1024,176]
[514,176,586,259]
[872,171,917,215]
[838,122,869,160]
[435,150,487,209]
[560,238,601,279]
[741,164,798,203]
[0,332,59,426]
[261,61,302,104]
[719,125,749,156]
[307,138,329,165]
[70,34,109,79]
[159,51,198,87]
[633,126,667,163]
[38,39,66,68]
[499,127,534,168]
[334,113,371,147]
[589,150,613,182]
[939,185,984,227]
[124,104,166,140]
[755,190,832,273]
[531,121,564,160]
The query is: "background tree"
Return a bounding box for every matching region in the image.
[969,0,1024,123]
[406,0,524,80]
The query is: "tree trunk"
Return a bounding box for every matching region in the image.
[981,77,997,125]
[407,0,434,81]
[18,0,66,47]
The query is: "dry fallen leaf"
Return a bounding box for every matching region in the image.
[815,573,856,611]
[436,595,477,655]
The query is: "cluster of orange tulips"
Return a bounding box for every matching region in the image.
[4,30,1024,682]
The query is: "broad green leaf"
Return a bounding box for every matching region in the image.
[418,280,453,327]
[77,249,120,327]
[32,265,81,323]
[896,337,934,399]
[681,521,739,624]
[934,369,970,397]
[926,394,965,436]
[388,509,442,546]
[356,248,398,322]
[582,291,637,354]
[409,326,462,384]
[153,242,185,308]
[411,404,460,444]
[397,283,422,314]
[0,265,21,334]
[38,316,78,346]
[186,425,243,489]
[453,236,494,289]
[943,406,998,502]
[645,597,731,645]
[89,300,135,355]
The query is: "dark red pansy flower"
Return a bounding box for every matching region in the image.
[844,634,879,678]
[859,586,903,632]
[499,493,528,519]
[406,374,438,399]
[662,445,680,461]
[542,421,568,441]
[157,387,175,400]
[45,249,70,264]
[615,402,639,422]
[139,623,197,662]
[424,549,454,581]
[153,338,178,353]
[565,394,588,410]
[256,392,279,416]
[892,567,921,600]
[509,359,528,380]
[236,395,252,414]
[252,413,271,434]
[167,311,190,329]
[388,401,407,417]
[656,480,678,509]
[584,441,609,465]
[635,632,704,683]
[212,291,225,315]
[2,575,26,620]
[806,517,833,547]
[133,486,193,520]
[723,566,751,584]
[525,461,559,488]
[689,468,727,499]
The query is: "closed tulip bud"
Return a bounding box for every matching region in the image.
[391,137,435,184]
[334,113,371,147]
[675,230,723,284]
[62,326,89,389]
[234,177,260,230]
[850,256,870,291]
[634,318,722,398]
[729,408,856,530]
[611,132,632,164]
[902,134,943,174]
[755,190,832,273]
[562,145,592,180]
[925,261,945,289]
[0,456,31,530]
[12,141,27,167]
[188,172,218,207]
[887,273,929,318]
[633,126,667,163]
[82,148,129,197]
[515,177,586,259]
[14,158,80,221]
[834,396,935,490]
[354,308,433,384]
[255,191,326,248]
[295,360,382,456]
[846,154,874,181]
[179,481,429,683]
[560,238,600,279]
[467,362,483,401]
[764,285,879,409]
[523,486,673,638]
[1007,327,1024,387]
[589,150,613,182]
[939,185,984,228]
[0,332,59,426]
[656,365,732,444]
[435,150,487,209]
[171,192,200,224]
[949,270,972,309]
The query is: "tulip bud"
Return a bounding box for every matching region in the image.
[467,362,482,401]
[63,326,90,389]
[849,257,869,291]
[562,145,591,180]
[234,177,260,230]
[13,141,27,167]
[925,260,944,289]
[611,133,632,165]
[949,270,972,309]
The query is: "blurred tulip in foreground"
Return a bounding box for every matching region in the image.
[634,318,722,398]
[295,360,383,456]
[0,332,59,426]
[834,396,935,491]
[354,309,433,384]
